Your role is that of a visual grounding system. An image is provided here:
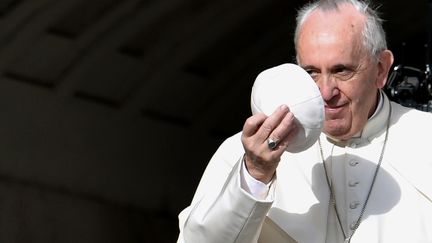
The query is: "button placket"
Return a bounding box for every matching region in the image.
[349,142,358,148]
[348,180,359,187]
[349,201,360,209]
[349,160,359,166]
[345,153,362,231]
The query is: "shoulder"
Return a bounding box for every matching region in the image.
[387,103,432,201]
[388,101,432,159]
[219,132,243,151]
[208,132,245,169]
[390,101,432,132]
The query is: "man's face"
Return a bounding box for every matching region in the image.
[296,5,385,141]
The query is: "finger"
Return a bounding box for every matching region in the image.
[242,113,267,137]
[275,116,300,149]
[255,105,289,142]
[267,111,295,147]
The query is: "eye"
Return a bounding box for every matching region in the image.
[332,65,355,80]
[305,69,319,81]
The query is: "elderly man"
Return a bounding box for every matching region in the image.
[178,0,432,242]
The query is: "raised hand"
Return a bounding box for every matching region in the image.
[241,105,299,183]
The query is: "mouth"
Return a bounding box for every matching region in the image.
[324,103,346,116]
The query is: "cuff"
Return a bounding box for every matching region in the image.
[240,156,275,201]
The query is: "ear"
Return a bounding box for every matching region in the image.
[375,50,394,89]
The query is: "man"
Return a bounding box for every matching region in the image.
[178,0,432,242]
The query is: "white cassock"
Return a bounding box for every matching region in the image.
[178,64,432,242]
[178,91,432,243]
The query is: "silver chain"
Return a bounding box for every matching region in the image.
[318,101,391,243]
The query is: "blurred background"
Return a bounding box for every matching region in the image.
[0,0,429,242]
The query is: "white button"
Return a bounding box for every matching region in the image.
[348,180,359,187]
[349,142,357,148]
[349,160,359,166]
[349,201,360,209]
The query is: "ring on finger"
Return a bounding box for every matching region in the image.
[267,137,278,150]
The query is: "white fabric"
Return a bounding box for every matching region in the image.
[251,63,324,153]
[240,158,274,201]
[323,90,384,241]
[178,93,432,243]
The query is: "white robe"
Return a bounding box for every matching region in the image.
[178,93,432,243]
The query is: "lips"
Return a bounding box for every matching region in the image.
[325,104,343,110]
[324,103,346,116]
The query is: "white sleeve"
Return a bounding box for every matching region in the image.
[177,133,274,243]
[240,157,275,201]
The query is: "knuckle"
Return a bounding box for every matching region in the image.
[262,124,273,133]
[244,117,256,128]
[244,114,265,129]
[270,133,281,141]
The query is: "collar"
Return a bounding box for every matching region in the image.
[326,90,390,148]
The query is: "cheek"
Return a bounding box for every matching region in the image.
[350,89,371,113]
[349,89,377,125]
[340,80,374,116]
[338,81,361,103]
[342,75,376,103]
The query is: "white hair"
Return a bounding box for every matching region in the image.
[294,0,387,62]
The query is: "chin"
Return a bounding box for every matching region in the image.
[324,124,351,140]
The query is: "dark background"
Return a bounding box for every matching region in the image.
[0,0,429,242]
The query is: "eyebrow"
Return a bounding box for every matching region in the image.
[330,64,349,71]
[300,65,316,71]
[301,63,355,71]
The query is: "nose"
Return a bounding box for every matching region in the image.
[317,75,339,101]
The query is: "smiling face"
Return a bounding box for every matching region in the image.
[296,3,393,141]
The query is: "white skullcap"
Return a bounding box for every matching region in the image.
[251,63,325,153]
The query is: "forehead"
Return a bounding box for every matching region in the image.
[306,3,365,27]
[297,3,367,63]
[298,3,366,44]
